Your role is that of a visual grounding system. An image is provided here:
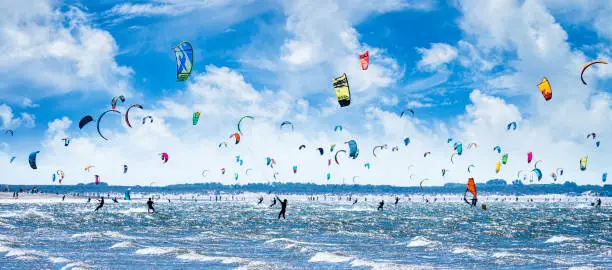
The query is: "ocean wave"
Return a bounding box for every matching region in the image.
[60,261,93,270]
[135,246,186,255]
[452,247,484,255]
[406,236,440,247]
[545,236,581,243]
[110,241,135,249]
[308,252,352,263]
[176,251,247,264]
[492,251,521,259]
[350,259,424,270]
[49,257,71,263]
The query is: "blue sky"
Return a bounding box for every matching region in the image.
[1,0,612,186]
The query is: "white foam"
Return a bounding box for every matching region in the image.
[71,232,103,239]
[492,251,520,258]
[350,259,422,270]
[452,247,484,255]
[49,257,71,263]
[568,266,600,270]
[176,252,246,264]
[135,246,183,255]
[60,262,93,270]
[308,252,351,263]
[110,241,134,249]
[119,208,149,214]
[544,236,581,243]
[406,236,440,247]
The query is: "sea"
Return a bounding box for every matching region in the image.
[0,193,610,269]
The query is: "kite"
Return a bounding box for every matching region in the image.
[346,140,359,159]
[580,156,587,171]
[84,165,95,172]
[330,144,336,152]
[328,159,332,166]
[404,137,411,146]
[293,165,297,174]
[202,170,209,177]
[333,73,351,107]
[95,175,100,185]
[532,168,543,181]
[5,130,13,136]
[587,133,596,140]
[62,138,70,147]
[79,115,94,129]
[237,116,254,134]
[507,122,517,130]
[317,148,324,156]
[451,153,459,164]
[111,95,125,110]
[173,41,193,81]
[97,110,121,140]
[447,138,453,143]
[280,121,294,131]
[245,169,252,176]
[234,173,239,181]
[230,133,241,144]
[551,172,557,181]
[424,152,431,158]
[580,60,607,85]
[502,153,508,165]
[123,165,128,174]
[534,160,543,169]
[400,109,415,118]
[603,173,607,183]
[335,150,347,165]
[334,125,343,132]
[9,156,15,163]
[326,173,331,181]
[527,152,533,163]
[193,112,200,126]
[455,143,463,155]
[392,146,399,152]
[364,163,370,169]
[359,50,369,70]
[142,116,153,125]
[125,104,143,128]
[537,77,552,101]
[299,145,306,150]
[442,169,447,177]
[493,146,501,153]
[160,152,169,163]
[52,173,56,182]
[372,145,386,157]
[495,161,500,173]
[467,164,476,173]
[596,141,601,148]
[221,168,226,175]
[556,168,564,176]
[28,151,40,170]
[467,142,478,150]
[419,178,430,193]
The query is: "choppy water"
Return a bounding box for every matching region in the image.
[0,196,610,269]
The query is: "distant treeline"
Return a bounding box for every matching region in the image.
[3,179,610,196]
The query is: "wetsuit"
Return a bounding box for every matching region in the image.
[276,196,287,219]
[596,198,602,208]
[353,199,358,205]
[112,198,118,203]
[471,197,478,207]
[394,197,399,205]
[270,198,277,207]
[87,197,91,204]
[147,198,155,213]
[94,198,104,212]
[377,201,384,211]
[257,197,264,205]
[62,195,65,201]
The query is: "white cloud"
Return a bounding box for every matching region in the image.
[0,104,35,130]
[21,98,39,108]
[0,1,133,100]
[416,43,458,71]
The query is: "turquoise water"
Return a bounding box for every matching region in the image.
[0,196,610,269]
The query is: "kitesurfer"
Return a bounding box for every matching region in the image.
[270,197,277,207]
[394,197,400,205]
[87,197,91,204]
[276,196,287,220]
[377,200,384,211]
[62,195,65,201]
[147,198,155,213]
[353,198,358,205]
[596,198,602,208]
[112,197,119,203]
[257,197,264,205]
[94,197,104,212]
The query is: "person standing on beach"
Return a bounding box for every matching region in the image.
[94,197,104,212]
[147,198,155,213]
[276,196,287,220]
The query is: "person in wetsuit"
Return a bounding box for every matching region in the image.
[270,197,277,207]
[377,200,384,211]
[147,198,155,213]
[62,195,65,201]
[87,197,91,204]
[353,198,358,205]
[112,197,119,203]
[94,197,104,212]
[394,197,399,205]
[257,197,264,205]
[276,196,287,219]
[596,198,602,208]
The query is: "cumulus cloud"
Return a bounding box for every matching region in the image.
[0,0,133,100]
[0,104,35,130]
[416,43,458,71]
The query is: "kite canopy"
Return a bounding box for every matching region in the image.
[580,60,607,85]
[346,140,359,159]
[193,112,200,126]
[111,95,125,109]
[160,152,169,163]
[333,73,351,107]
[532,168,543,181]
[527,152,533,163]
[79,115,94,129]
[174,41,193,81]
[404,137,411,146]
[28,151,40,169]
[237,116,254,134]
[97,110,121,140]
[95,175,100,185]
[334,125,343,132]
[123,165,128,174]
[400,109,415,118]
[125,104,143,128]
[230,133,241,144]
[280,121,294,131]
[495,161,501,173]
[580,156,588,171]
[493,146,501,153]
[603,173,607,183]
[507,122,517,130]
[501,153,508,164]
[62,138,70,147]
[359,50,369,70]
[142,116,153,125]
[537,77,552,101]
